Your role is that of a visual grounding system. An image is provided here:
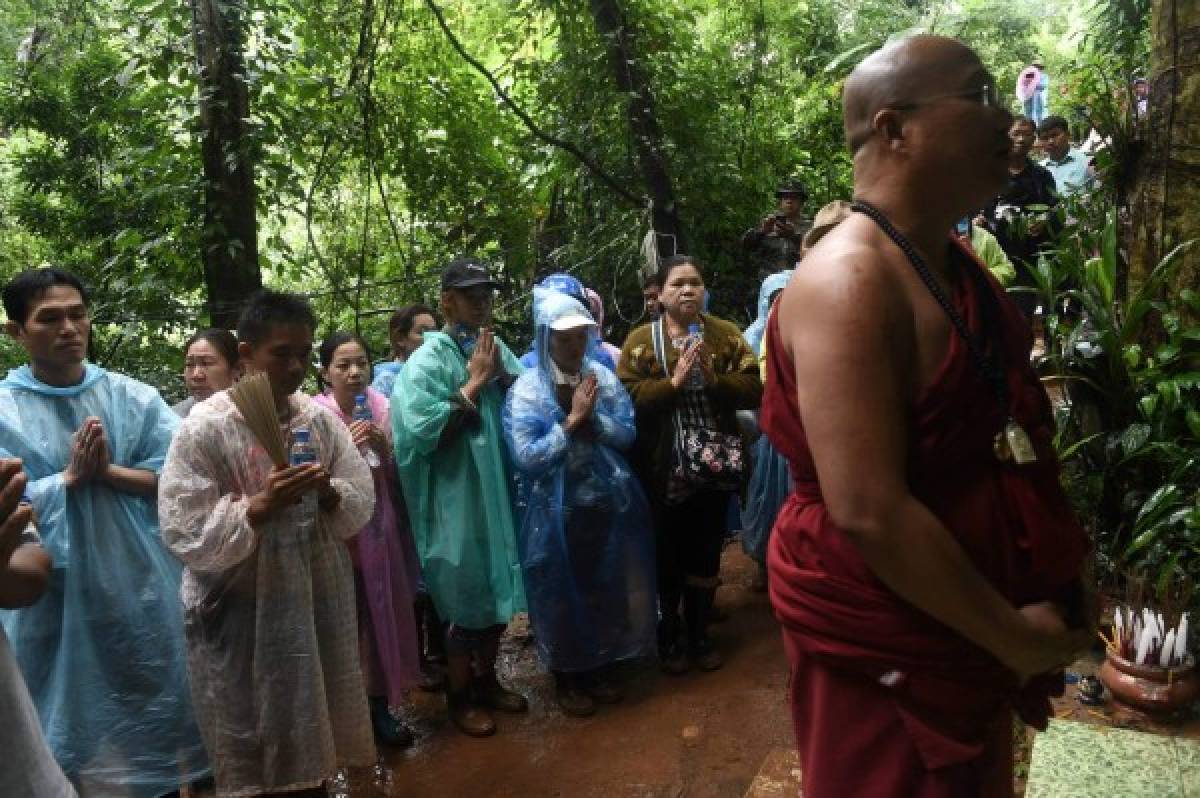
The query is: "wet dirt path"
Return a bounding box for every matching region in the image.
[386,546,794,798]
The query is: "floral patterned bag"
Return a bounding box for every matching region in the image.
[671,420,746,491]
[651,318,745,492]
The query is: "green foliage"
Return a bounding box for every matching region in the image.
[1031,190,1200,598]
[0,32,205,393]
[0,0,1106,388]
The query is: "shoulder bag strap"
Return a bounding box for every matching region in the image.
[651,317,688,439]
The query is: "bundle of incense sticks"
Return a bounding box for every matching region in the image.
[1110,605,1190,668]
[228,373,289,468]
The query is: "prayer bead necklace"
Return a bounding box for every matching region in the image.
[851,199,1036,465]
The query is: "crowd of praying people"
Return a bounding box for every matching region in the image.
[0,33,1104,798]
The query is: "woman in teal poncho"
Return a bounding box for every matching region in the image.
[391,257,528,738]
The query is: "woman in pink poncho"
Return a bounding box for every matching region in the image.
[315,331,422,747]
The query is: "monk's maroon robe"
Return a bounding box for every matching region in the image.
[762,240,1089,797]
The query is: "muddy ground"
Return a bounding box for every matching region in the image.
[385,544,794,798]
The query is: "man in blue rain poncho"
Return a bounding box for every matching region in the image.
[741,271,793,590]
[503,288,656,718]
[392,257,528,738]
[0,269,208,797]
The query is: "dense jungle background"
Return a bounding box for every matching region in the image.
[0,0,1197,598]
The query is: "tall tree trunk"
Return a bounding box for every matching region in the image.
[191,0,261,328]
[1128,0,1199,295]
[588,0,688,257]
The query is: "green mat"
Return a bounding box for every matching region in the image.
[1026,719,1200,797]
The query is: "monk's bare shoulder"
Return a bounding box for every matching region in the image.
[779,220,911,338]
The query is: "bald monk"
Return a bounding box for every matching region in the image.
[762,36,1095,797]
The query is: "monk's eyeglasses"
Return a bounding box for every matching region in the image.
[890,84,1001,111]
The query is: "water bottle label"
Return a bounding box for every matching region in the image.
[289,428,318,466]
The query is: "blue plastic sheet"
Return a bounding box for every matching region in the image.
[503,289,657,672]
[371,359,405,398]
[0,364,209,797]
[743,271,792,357]
[741,272,794,564]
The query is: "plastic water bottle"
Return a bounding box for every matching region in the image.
[452,323,477,356]
[18,492,38,545]
[687,323,705,389]
[351,394,381,468]
[289,426,318,466]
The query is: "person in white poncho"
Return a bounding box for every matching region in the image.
[159,290,377,797]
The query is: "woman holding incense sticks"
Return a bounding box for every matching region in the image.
[314,331,421,747]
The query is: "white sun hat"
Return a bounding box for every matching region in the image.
[549,313,597,331]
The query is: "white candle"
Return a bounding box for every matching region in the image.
[1178,614,1189,665]
[1160,629,1177,668]
[1115,611,1124,646]
[1158,613,1167,638]
[1136,625,1153,665]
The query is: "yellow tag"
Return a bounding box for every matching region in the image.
[1004,419,1037,465]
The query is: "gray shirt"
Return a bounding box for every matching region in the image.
[172,396,197,418]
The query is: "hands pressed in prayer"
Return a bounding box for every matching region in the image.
[64,417,105,488]
[466,329,499,384]
[670,340,714,390]
[0,457,51,610]
[563,375,599,435]
[64,417,158,496]
[0,458,32,567]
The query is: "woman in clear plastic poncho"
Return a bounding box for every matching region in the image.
[741,271,794,584]
[503,288,657,718]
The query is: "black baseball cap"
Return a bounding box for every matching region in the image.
[775,176,808,199]
[441,257,499,291]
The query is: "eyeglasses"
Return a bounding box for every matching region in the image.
[891,84,1002,111]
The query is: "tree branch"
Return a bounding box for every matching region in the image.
[422,0,643,207]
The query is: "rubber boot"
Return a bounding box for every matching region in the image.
[446,690,496,737]
[368,696,414,748]
[582,666,624,704]
[446,653,495,737]
[657,613,688,675]
[473,635,528,713]
[684,585,723,671]
[554,671,596,717]
[418,593,447,665]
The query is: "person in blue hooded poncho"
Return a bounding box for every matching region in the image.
[503,288,656,718]
[741,271,793,588]
[0,269,208,797]
[519,274,617,372]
